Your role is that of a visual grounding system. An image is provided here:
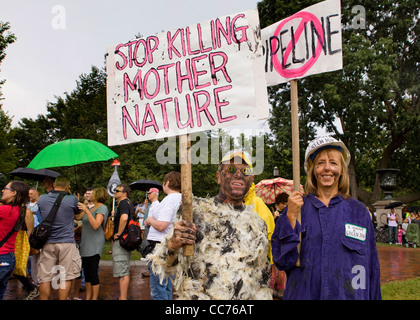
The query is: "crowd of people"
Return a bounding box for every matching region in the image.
[387,208,420,246]
[1,137,411,300]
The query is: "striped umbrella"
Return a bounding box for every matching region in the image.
[254,177,304,205]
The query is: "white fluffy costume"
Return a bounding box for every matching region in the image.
[149,197,273,300]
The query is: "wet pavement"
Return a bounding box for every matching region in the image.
[3,260,153,300]
[377,246,420,284]
[3,246,420,300]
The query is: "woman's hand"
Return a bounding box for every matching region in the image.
[77,202,88,212]
[287,191,304,229]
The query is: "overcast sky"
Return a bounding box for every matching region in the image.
[0,0,273,134]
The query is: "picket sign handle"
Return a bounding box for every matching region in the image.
[180,134,194,256]
[290,79,302,267]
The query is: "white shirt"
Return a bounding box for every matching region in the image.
[147,193,182,242]
[147,200,160,218]
[387,212,398,227]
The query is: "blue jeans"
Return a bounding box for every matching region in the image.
[148,262,173,300]
[0,252,16,300]
[388,226,398,244]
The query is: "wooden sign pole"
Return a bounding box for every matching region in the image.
[180,134,194,256]
[290,79,302,267]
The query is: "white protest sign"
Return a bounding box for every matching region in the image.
[106,10,269,146]
[262,0,342,86]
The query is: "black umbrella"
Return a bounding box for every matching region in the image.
[9,167,61,182]
[384,201,404,209]
[129,179,163,191]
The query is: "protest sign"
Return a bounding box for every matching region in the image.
[262,0,342,85]
[262,0,343,266]
[106,9,269,146]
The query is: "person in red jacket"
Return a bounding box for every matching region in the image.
[0,180,29,300]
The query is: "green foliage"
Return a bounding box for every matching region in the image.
[0,108,18,174]
[11,67,108,192]
[12,115,55,166]
[257,0,420,204]
[0,21,16,87]
[46,66,108,142]
[0,21,17,177]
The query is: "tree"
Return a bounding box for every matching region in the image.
[0,21,17,176]
[0,21,16,88]
[13,115,55,167]
[46,66,108,142]
[257,0,420,207]
[12,66,114,191]
[0,108,18,175]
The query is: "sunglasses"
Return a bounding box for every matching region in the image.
[3,187,14,192]
[225,164,252,176]
[114,189,123,193]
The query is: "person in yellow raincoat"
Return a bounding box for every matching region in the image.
[244,182,275,263]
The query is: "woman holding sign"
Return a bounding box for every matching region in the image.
[271,137,381,300]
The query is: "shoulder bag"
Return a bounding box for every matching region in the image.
[29,192,67,250]
[103,215,114,240]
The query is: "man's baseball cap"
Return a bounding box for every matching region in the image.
[147,188,159,194]
[220,149,253,168]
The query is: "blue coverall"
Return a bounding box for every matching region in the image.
[272,194,382,300]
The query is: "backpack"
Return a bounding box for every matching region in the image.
[119,200,142,251]
[29,192,67,250]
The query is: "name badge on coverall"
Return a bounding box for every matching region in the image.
[345,224,366,241]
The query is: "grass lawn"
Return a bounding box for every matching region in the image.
[376,242,419,249]
[100,240,142,260]
[381,277,420,300]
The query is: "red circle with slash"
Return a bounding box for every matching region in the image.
[272,11,325,79]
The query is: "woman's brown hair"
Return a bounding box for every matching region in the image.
[163,171,181,192]
[9,180,30,227]
[93,187,108,204]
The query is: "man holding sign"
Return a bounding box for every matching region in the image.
[106,8,270,299]
[106,6,270,253]
[148,150,272,300]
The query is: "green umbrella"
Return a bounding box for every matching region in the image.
[27,139,119,170]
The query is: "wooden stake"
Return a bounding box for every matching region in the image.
[290,79,302,267]
[180,134,194,256]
